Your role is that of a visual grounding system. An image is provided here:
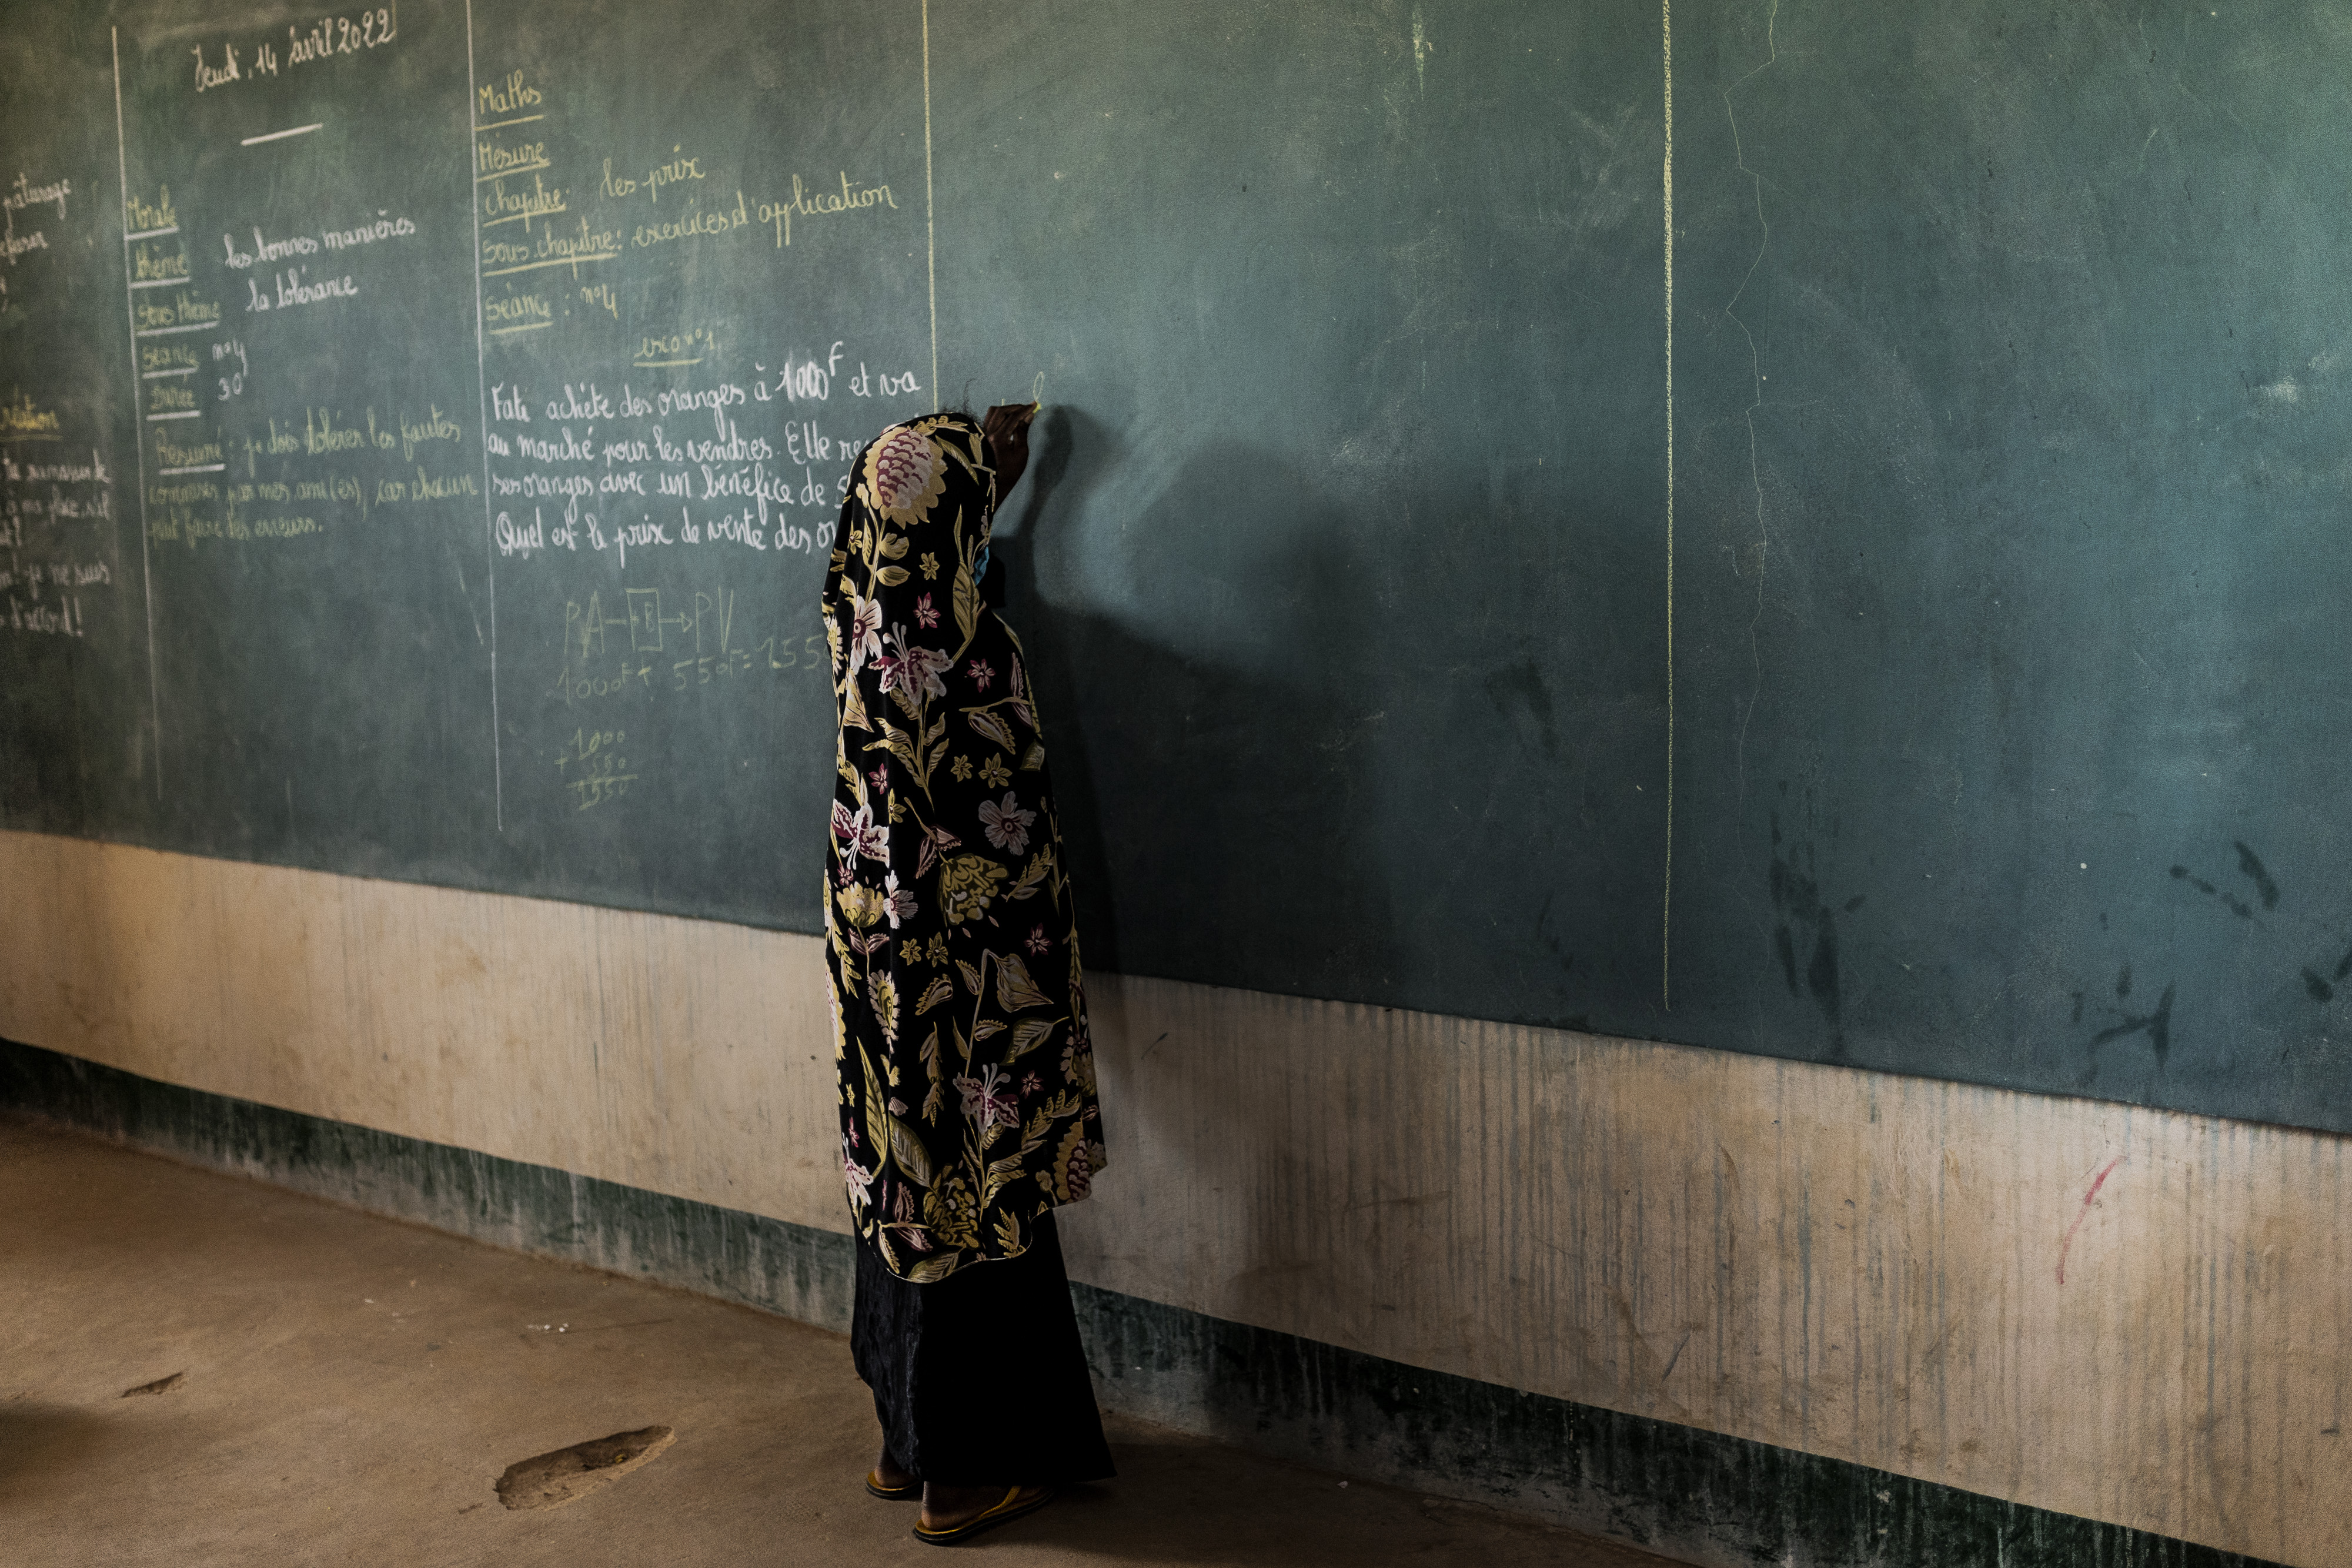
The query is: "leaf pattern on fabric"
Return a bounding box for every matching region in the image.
[818,414,1105,1282]
[965,708,1015,755]
[994,952,1053,1013]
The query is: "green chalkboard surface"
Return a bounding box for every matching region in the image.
[4,0,2350,1137]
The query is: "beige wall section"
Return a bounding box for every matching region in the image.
[0,831,848,1232]
[1,830,2341,1566]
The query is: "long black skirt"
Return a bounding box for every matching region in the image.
[850,1210,1115,1486]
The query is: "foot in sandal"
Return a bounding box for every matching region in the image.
[866,1447,920,1502]
[914,1483,1055,1545]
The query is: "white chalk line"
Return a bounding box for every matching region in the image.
[111,24,163,795]
[1723,0,1781,803]
[1662,0,1676,1010]
[241,123,323,146]
[462,0,505,831]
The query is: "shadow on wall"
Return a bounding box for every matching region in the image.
[996,404,1408,999]
[997,408,1458,1335]
[995,400,1667,1052]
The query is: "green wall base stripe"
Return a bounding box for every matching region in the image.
[0,1039,856,1331]
[0,1040,2281,1568]
[1081,1289,2280,1568]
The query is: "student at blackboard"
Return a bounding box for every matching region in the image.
[821,400,1114,1544]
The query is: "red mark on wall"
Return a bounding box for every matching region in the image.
[2056,1156,2125,1286]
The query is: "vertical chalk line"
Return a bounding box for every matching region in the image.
[111,26,163,797]
[921,0,938,400]
[462,0,504,830]
[1724,0,1780,801]
[1661,0,1675,1009]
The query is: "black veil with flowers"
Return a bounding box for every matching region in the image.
[820,413,1106,1283]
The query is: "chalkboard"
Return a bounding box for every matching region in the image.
[1659,0,2352,1133]
[5,0,2350,1138]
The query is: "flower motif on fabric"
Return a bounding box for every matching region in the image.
[938,854,1008,925]
[957,1063,1021,1130]
[844,593,884,674]
[1051,1123,1099,1202]
[832,800,888,868]
[866,424,947,523]
[876,628,953,701]
[979,793,1035,856]
[836,882,883,929]
[924,1172,981,1249]
[882,870,918,930]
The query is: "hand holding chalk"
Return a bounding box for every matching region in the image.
[981,402,1037,508]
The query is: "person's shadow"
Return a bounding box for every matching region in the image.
[991,406,1448,1347]
[992,406,1405,993]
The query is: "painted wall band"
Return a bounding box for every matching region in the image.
[0,1041,2283,1568]
[1,831,2340,1566]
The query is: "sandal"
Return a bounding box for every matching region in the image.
[912,1485,1055,1546]
[866,1468,922,1502]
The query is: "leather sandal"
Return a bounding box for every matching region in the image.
[912,1485,1055,1546]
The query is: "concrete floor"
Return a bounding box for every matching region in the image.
[1,1116,1679,1566]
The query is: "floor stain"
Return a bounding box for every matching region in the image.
[496,1425,675,1512]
